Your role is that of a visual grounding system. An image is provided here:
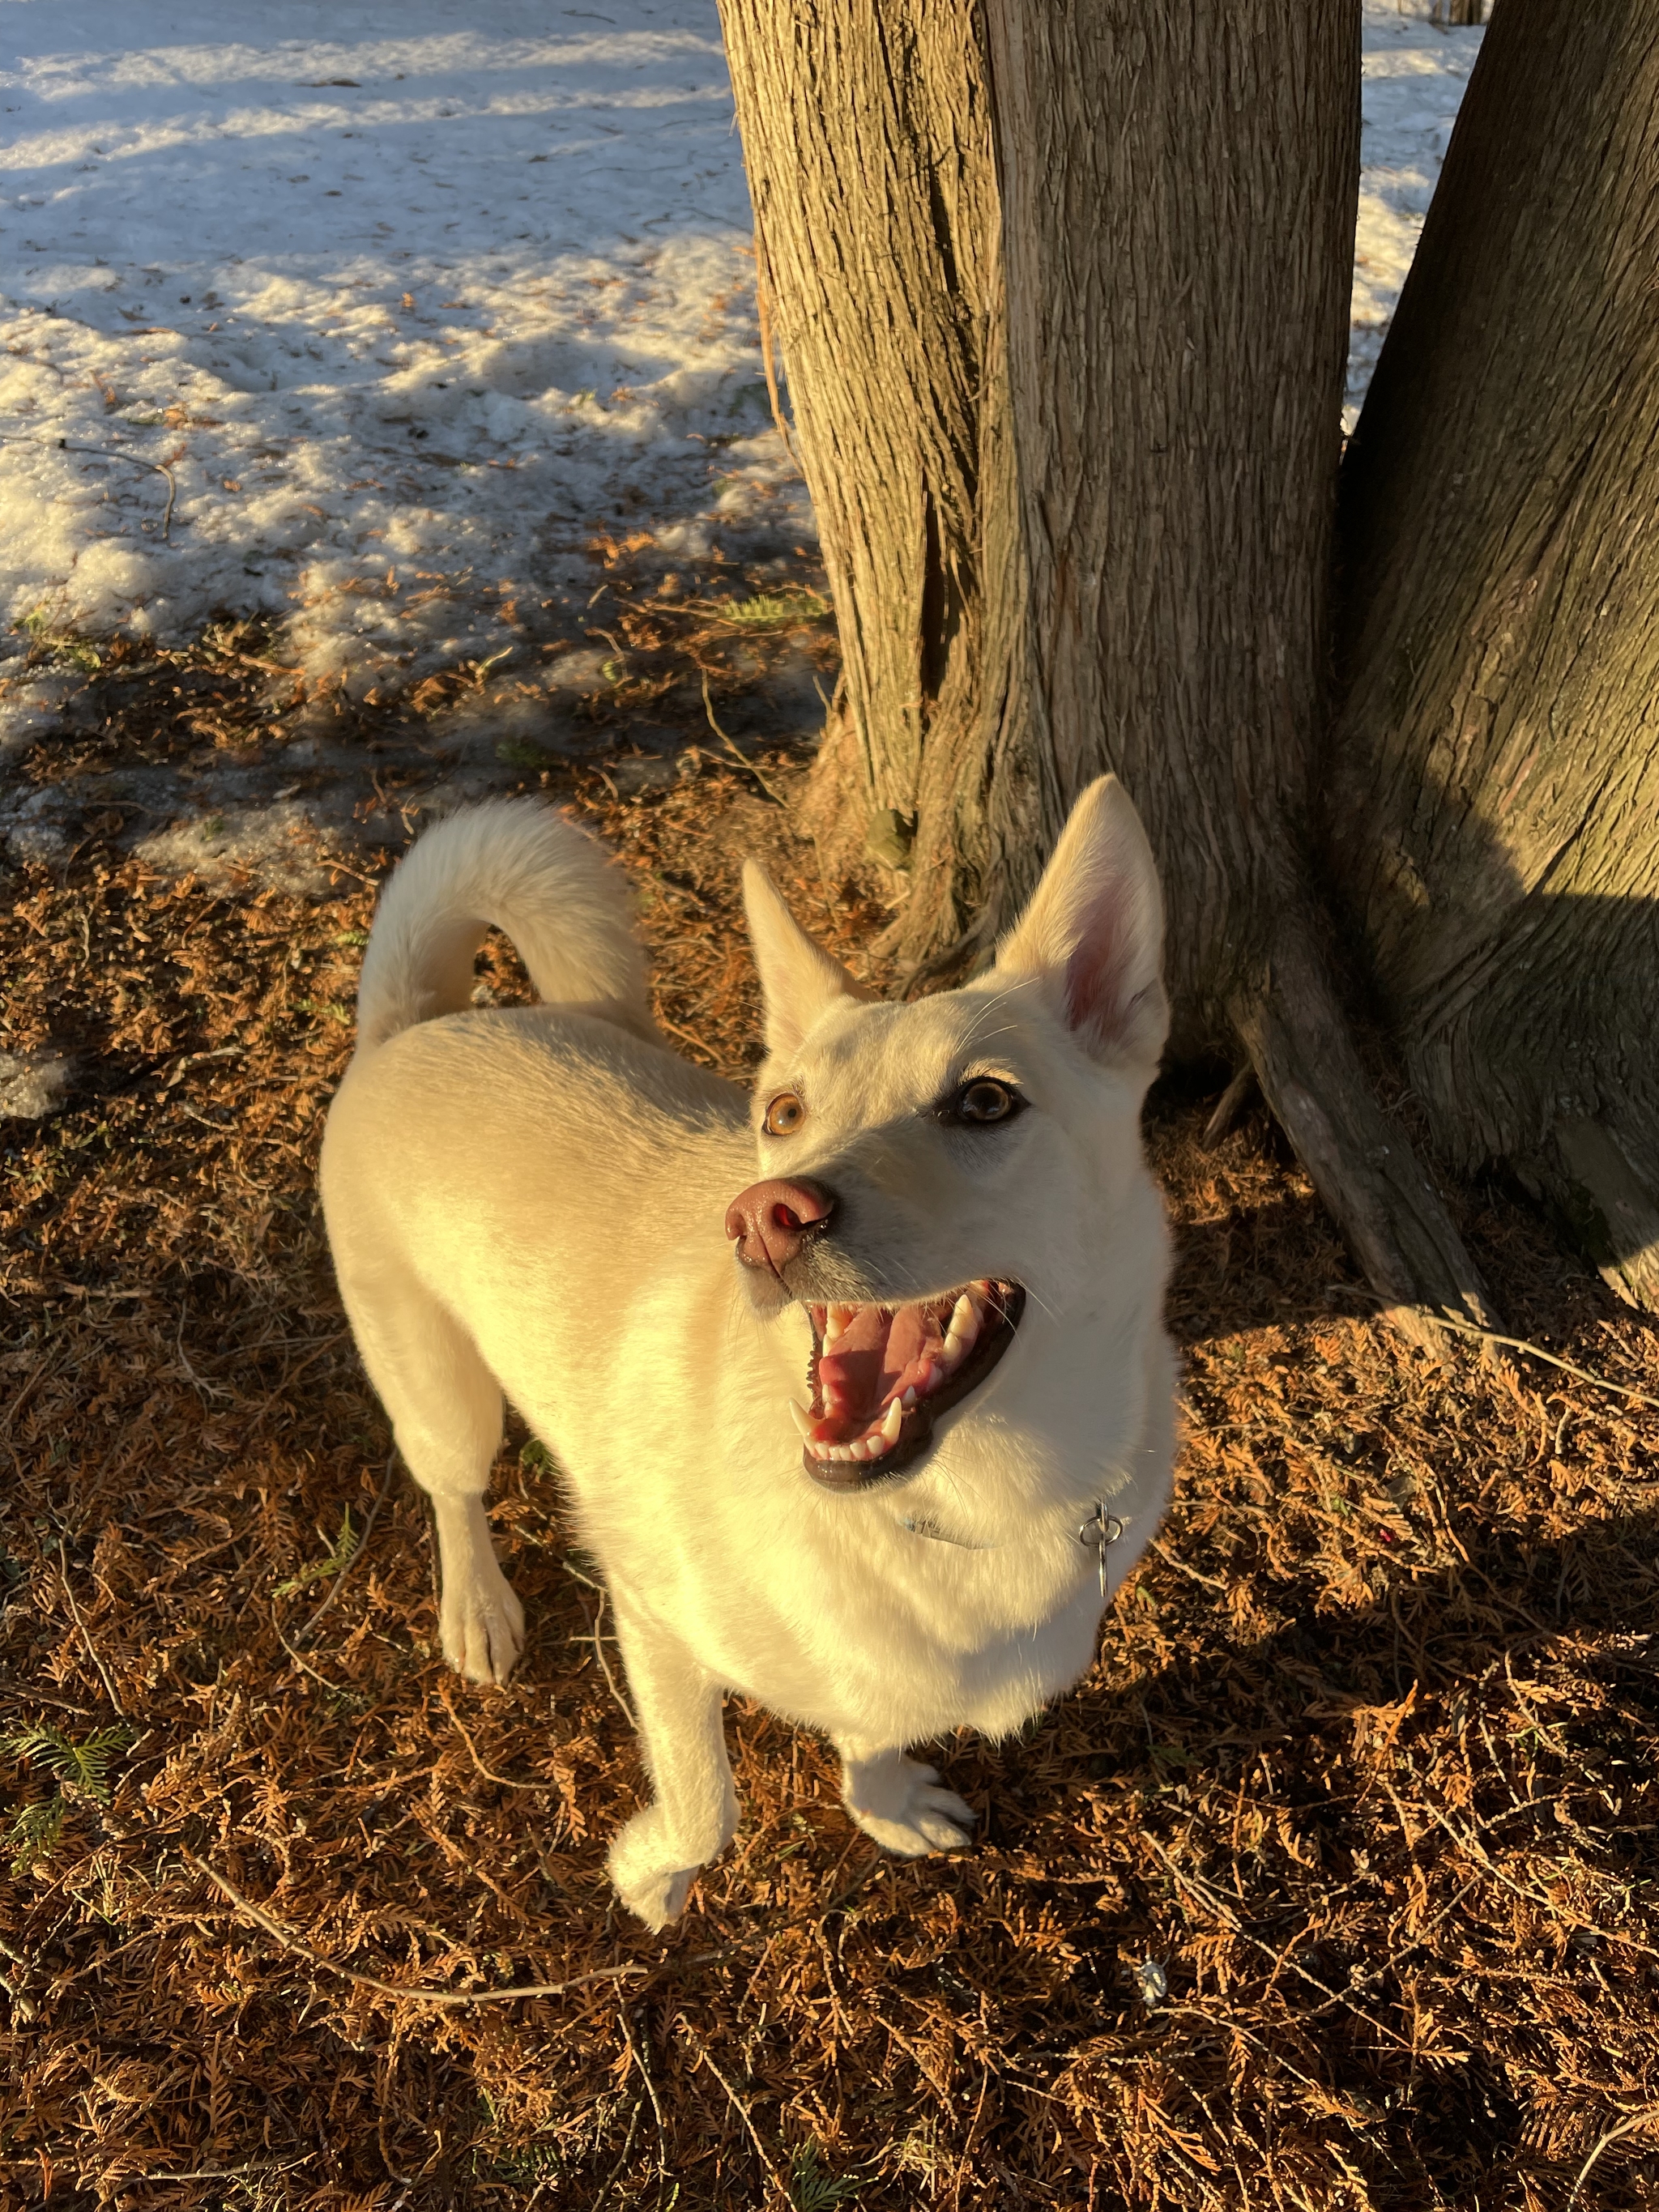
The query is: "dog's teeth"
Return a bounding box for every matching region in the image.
[940,1291,980,1371]
[901,1386,918,1410]
[879,1398,903,1444]
[823,1302,853,1348]
[787,1399,814,1438]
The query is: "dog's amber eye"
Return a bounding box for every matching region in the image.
[764,1091,806,1137]
[953,1078,1019,1124]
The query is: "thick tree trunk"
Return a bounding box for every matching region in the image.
[718,0,1499,1339]
[980,1,1349,1040]
[1333,0,1659,1308]
[714,0,1034,970]
[982,0,1496,1336]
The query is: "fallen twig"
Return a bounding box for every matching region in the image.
[1567,2105,1659,2211]
[1397,1787,1659,1963]
[687,2032,789,2203]
[0,433,177,539]
[701,672,788,806]
[59,1564,125,1715]
[564,1564,638,1731]
[1144,1833,1418,2055]
[1335,1286,1659,1412]
[437,1680,545,1791]
[623,2008,669,2182]
[186,1853,646,2008]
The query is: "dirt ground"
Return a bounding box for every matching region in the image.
[2,577,1658,2210]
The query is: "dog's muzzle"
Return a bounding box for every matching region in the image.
[792,1279,1026,1489]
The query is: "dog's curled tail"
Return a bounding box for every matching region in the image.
[353,799,651,1053]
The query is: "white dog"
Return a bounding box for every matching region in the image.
[319,778,1177,1928]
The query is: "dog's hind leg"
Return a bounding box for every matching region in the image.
[605,1596,737,1930]
[337,1266,522,1686]
[834,1740,976,1857]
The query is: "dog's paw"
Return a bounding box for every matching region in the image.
[843,1757,977,1858]
[440,1560,524,1686]
[607,1807,699,1931]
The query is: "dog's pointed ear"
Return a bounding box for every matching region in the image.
[743,861,871,1056]
[994,776,1168,1069]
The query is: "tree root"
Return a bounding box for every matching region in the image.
[1231,922,1502,1351]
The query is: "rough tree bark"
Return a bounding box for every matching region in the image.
[713,0,1034,975]
[978,0,1498,1339]
[1333,0,1659,1309]
[716,0,1500,1336]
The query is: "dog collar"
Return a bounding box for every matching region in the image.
[902,1502,1126,1592]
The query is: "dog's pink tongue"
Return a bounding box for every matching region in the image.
[817,1305,889,1428]
[817,1302,944,1436]
[884,1302,942,1394]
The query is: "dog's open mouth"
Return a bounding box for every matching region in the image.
[791,1279,1025,1488]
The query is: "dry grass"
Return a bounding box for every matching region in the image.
[3,648,1659,2209]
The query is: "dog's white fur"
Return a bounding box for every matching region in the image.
[319,779,1177,1928]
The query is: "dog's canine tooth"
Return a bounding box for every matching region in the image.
[879,1398,903,1444]
[823,1302,853,1348]
[942,1291,979,1368]
[787,1399,814,1438]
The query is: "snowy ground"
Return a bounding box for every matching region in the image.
[0,0,1482,703]
[0,0,807,711]
[1349,2,1486,427]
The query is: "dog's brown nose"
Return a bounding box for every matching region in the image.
[725,1177,837,1273]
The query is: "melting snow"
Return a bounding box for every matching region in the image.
[0,0,804,693]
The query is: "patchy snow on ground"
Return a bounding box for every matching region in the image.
[0,0,806,696]
[1350,0,1486,427]
[0,0,1480,695]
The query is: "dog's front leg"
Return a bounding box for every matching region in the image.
[606,1597,738,1930]
[835,1738,976,1857]
[430,1494,525,1688]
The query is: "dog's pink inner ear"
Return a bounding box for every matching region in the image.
[1064,877,1147,1044]
[995,778,1167,1066]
